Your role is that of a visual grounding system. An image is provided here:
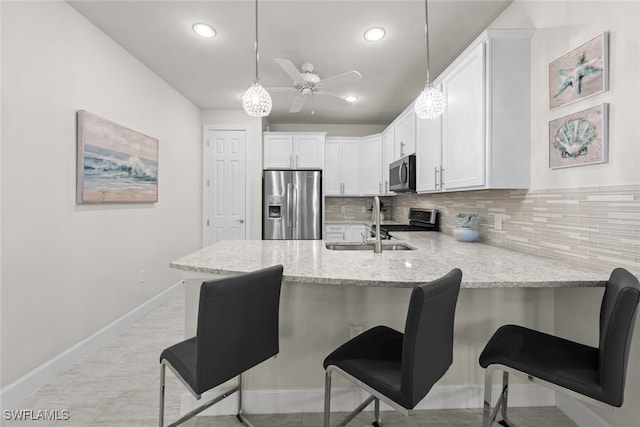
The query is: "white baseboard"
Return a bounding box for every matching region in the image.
[556,393,612,427]
[0,281,184,411]
[181,382,555,416]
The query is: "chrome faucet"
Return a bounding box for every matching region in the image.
[364,196,383,253]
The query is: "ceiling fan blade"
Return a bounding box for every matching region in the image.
[290,92,310,113]
[265,87,297,93]
[317,91,352,108]
[320,70,362,89]
[275,58,305,82]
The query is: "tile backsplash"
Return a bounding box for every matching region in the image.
[326,184,640,274]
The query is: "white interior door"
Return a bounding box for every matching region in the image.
[203,128,246,246]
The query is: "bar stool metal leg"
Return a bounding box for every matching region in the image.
[159,364,166,427]
[498,371,515,427]
[236,373,255,427]
[373,397,383,427]
[323,371,332,427]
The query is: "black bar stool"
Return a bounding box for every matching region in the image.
[322,268,462,427]
[479,267,640,427]
[159,265,284,427]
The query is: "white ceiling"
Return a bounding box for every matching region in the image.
[67,0,513,125]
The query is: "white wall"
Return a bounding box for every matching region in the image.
[490,2,640,426]
[491,0,640,190]
[200,110,264,240]
[0,0,201,388]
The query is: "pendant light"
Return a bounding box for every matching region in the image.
[414,0,445,119]
[242,0,271,117]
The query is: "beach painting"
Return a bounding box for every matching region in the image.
[77,110,158,203]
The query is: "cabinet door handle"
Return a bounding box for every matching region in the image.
[385,180,388,193]
[379,182,382,194]
[290,155,293,169]
[400,141,405,156]
[296,155,299,168]
[435,166,439,189]
[440,167,445,187]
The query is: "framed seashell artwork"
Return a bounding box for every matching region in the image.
[549,32,608,110]
[548,104,608,169]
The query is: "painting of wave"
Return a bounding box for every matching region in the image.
[77,111,158,203]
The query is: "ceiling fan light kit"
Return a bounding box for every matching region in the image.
[243,0,271,117]
[270,58,362,113]
[415,0,445,119]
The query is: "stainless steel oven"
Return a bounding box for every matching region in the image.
[389,154,416,193]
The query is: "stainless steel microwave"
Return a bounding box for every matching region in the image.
[389,154,416,193]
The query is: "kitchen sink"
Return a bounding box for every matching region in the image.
[325,242,416,251]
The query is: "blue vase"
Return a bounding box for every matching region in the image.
[453,227,479,242]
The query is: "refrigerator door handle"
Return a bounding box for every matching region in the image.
[292,184,298,235]
[287,183,293,229]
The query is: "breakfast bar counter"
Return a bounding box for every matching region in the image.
[170,232,607,289]
[170,234,611,416]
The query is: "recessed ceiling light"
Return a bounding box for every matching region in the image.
[192,23,216,38]
[364,27,386,42]
[344,95,359,103]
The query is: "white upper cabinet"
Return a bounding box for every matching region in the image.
[393,107,416,159]
[359,134,383,195]
[441,43,486,190]
[415,87,443,192]
[263,132,325,169]
[381,127,395,194]
[325,138,360,196]
[414,29,534,192]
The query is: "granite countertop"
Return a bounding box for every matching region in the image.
[170,233,609,289]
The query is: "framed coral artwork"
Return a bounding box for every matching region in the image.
[549,32,608,110]
[76,110,159,203]
[549,103,608,169]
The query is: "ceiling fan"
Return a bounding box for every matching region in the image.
[268,58,362,113]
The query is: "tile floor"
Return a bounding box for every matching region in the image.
[4,289,577,426]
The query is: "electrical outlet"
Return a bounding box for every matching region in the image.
[138,270,146,284]
[349,325,364,339]
[494,214,503,231]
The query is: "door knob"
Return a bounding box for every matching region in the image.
[236,219,245,223]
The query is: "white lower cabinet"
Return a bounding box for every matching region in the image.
[324,223,368,241]
[325,224,346,241]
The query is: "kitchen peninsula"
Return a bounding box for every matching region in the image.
[171,233,606,289]
[170,233,609,413]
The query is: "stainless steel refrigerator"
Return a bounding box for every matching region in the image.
[263,170,322,240]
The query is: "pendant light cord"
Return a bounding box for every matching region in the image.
[424,0,431,83]
[254,0,260,80]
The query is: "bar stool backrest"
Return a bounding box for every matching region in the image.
[598,267,640,406]
[195,265,284,393]
[401,268,462,408]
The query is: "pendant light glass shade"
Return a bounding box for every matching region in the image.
[243,0,271,117]
[415,81,445,119]
[242,79,272,117]
[415,0,445,119]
